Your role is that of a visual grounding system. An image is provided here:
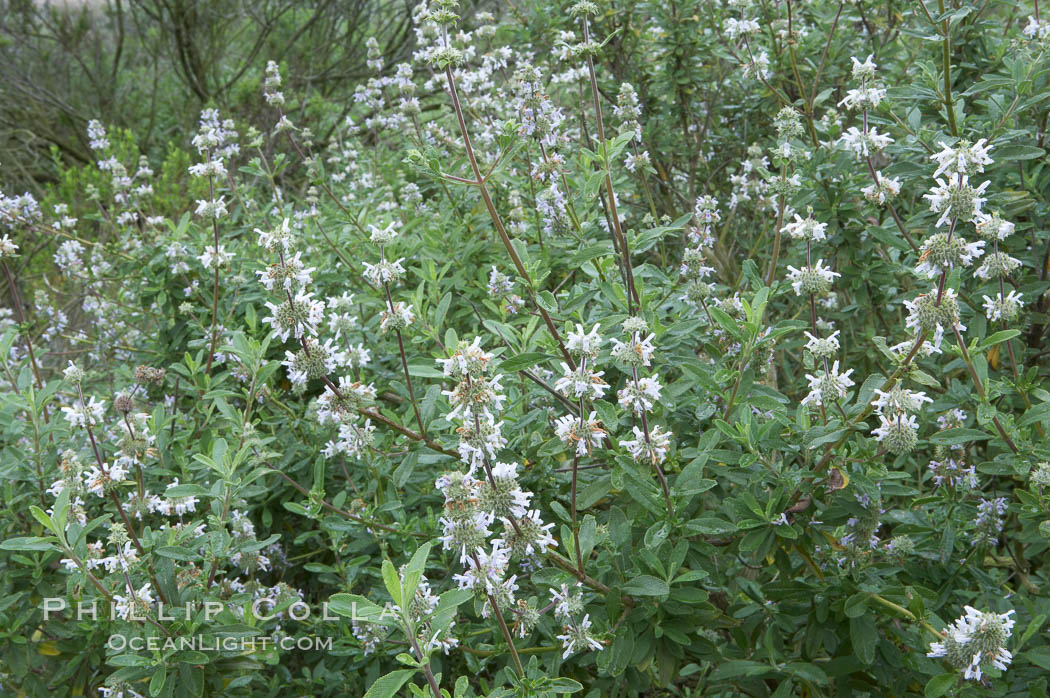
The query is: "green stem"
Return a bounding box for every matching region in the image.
[936,0,959,136]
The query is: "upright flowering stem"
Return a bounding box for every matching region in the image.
[950,324,1018,453]
[75,385,143,558]
[857,69,919,253]
[406,632,443,698]
[204,155,221,374]
[785,0,819,146]
[571,386,585,574]
[381,277,426,439]
[935,218,957,304]
[579,14,639,312]
[471,551,525,676]
[1,260,44,391]
[633,364,674,517]
[765,163,788,286]
[1,258,50,427]
[936,0,960,136]
[809,3,845,109]
[439,43,576,369]
[70,383,172,606]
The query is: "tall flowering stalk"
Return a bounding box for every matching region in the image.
[613,317,674,517]
[426,0,576,369]
[189,110,238,374]
[363,221,427,438]
[553,323,609,571]
[435,338,580,674]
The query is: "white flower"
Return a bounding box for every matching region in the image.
[838,85,886,111]
[113,583,154,621]
[188,159,227,178]
[443,373,507,421]
[453,543,510,593]
[438,510,494,564]
[550,583,583,620]
[974,212,1015,241]
[556,614,604,659]
[554,363,609,400]
[974,251,1021,280]
[850,54,877,80]
[725,17,761,39]
[63,361,85,384]
[610,332,657,367]
[903,286,966,352]
[198,245,233,270]
[262,292,325,342]
[801,361,855,406]
[617,377,663,414]
[923,173,990,227]
[786,260,840,296]
[871,413,919,453]
[862,171,902,205]
[871,387,932,415]
[363,257,407,286]
[928,607,1014,682]
[380,302,414,333]
[566,323,604,358]
[624,150,650,172]
[780,214,827,242]
[804,330,840,358]
[838,126,893,159]
[931,139,994,178]
[0,234,19,257]
[1024,15,1050,40]
[368,221,400,245]
[87,119,109,150]
[488,266,514,295]
[982,290,1024,322]
[61,397,106,428]
[554,412,606,456]
[914,235,985,278]
[194,196,228,219]
[620,425,672,464]
[256,218,295,253]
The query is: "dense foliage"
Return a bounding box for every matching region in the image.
[2,0,1050,696]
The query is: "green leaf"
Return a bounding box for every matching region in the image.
[994,144,1045,161]
[155,546,199,561]
[434,292,451,329]
[0,536,57,551]
[382,559,402,607]
[684,516,736,536]
[165,484,209,498]
[545,677,584,693]
[28,505,56,534]
[850,615,877,664]
[977,329,1020,352]
[536,290,557,314]
[363,669,417,698]
[500,352,553,372]
[1019,402,1050,428]
[401,542,432,603]
[407,361,443,378]
[1024,648,1050,670]
[709,660,771,681]
[150,664,167,697]
[622,575,669,597]
[328,593,388,622]
[929,428,991,445]
[844,592,871,618]
[924,673,958,698]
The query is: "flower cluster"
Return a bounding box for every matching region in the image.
[928,607,1014,681]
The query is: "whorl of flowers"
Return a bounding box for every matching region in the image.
[928,607,1014,681]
